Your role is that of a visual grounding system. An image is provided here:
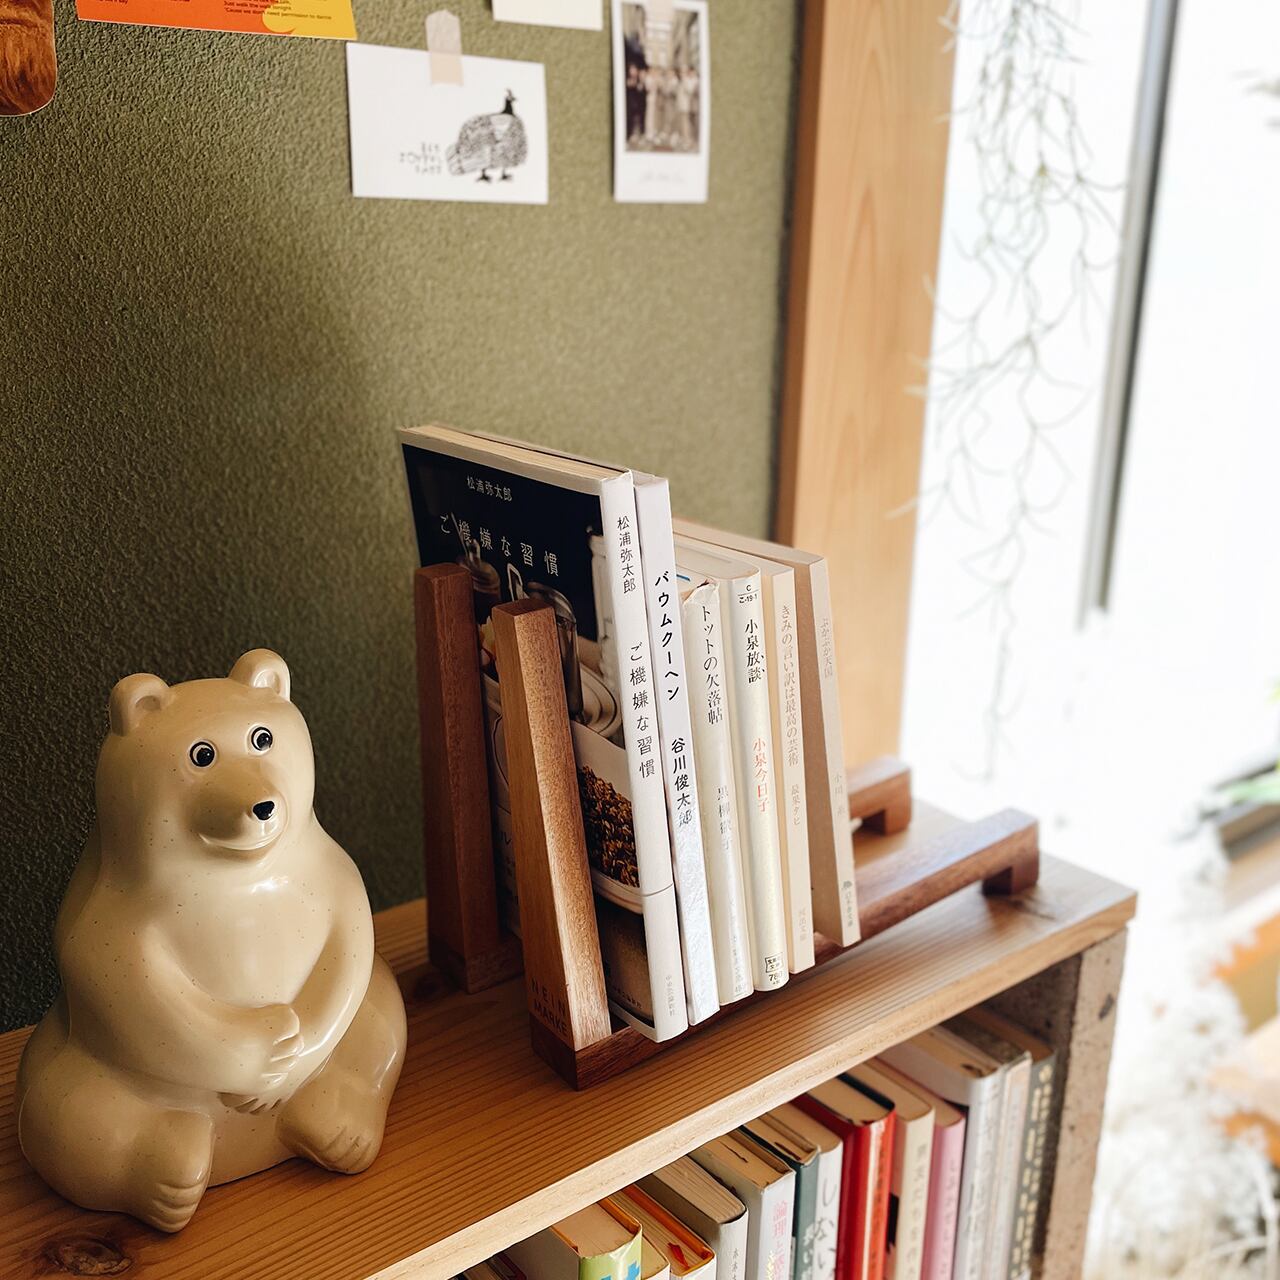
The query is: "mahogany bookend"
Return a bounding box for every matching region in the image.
[528,762,1042,1090]
[414,566,522,994]
[490,600,613,1055]
[847,756,913,834]
[852,807,1040,941]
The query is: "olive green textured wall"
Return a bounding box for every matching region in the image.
[0,0,800,1030]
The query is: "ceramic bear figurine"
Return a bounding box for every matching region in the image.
[15,650,407,1232]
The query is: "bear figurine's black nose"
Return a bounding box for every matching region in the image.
[252,800,276,821]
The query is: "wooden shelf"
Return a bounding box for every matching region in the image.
[0,806,1134,1280]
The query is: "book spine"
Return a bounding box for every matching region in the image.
[989,1064,1030,1280]
[857,1116,894,1280]
[791,1158,820,1280]
[951,1077,1002,1280]
[876,1044,1000,1280]
[812,1146,844,1280]
[720,570,788,992]
[635,479,719,1024]
[681,582,754,1003]
[794,560,860,946]
[599,475,688,1041]
[586,1232,644,1280]
[763,1178,797,1280]
[889,1116,935,1280]
[921,1120,965,1280]
[1007,1056,1054,1280]
[763,568,814,973]
[721,1212,751,1280]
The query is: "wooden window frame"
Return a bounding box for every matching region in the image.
[776,0,957,766]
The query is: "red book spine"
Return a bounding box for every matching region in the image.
[860,1114,895,1280]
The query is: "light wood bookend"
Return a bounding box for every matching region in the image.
[414,565,522,993]
[491,600,613,1056]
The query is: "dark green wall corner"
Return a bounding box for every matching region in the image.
[0,0,801,1030]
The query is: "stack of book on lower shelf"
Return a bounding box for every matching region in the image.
[401,425,860,1043]
[457,1003,1055,1280]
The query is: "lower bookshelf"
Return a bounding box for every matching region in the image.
[0,806,1134,1280]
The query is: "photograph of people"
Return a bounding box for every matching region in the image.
[620,2,702,154]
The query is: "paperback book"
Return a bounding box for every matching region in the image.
[401,425,688,1041]
[880,1029,1006,1280]
[676,542,789,992]
[679,576,753,1004]
[641,1156,749,1280]
[678,531,814,974]
[458,432,721,1022]
[505,1198,643,1280]
[672,518,859,949]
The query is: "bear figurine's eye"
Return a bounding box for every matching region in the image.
[189,741,216,768]
[250,726,273,753]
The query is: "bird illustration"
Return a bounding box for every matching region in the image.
[446,89,528,182]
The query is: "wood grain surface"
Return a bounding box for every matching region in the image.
[846,756,913,834]
[491,600,612,1054]
[775,0,956,764]
[415,565,521,993]
[0,824,1133,1280]
[536,801,1042,1090]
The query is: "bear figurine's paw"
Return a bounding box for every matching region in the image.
[131,1109,215,1233]
[277,1074,386,1176]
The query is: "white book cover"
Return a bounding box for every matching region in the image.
[694,1134,795,1280]
[944,1017,1032,1280]
[677,534,812,972]
[679,580,753,1005]
[670,518,859,948]
[634,476,718,1024]
[641,1158,748,1280]
[989,1057,1029,1280]
[676,541,788,992]
[400,425,687,1041]
[880,1029,1006,1280]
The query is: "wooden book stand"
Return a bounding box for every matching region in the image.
[414,565,1041,1088]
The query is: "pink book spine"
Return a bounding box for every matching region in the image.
[920,1116,966,1280]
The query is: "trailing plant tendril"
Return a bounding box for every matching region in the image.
[922,0,1119,778]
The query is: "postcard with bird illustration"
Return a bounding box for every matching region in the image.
[346,45,548,204]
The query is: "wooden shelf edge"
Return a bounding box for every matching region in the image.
[373,867,1135,1279]
[0,840,1135,1280]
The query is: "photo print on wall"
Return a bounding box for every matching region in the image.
[0,0,56,116]
[612,0,709,203]
[346,45,548,203]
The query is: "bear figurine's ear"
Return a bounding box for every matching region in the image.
[109,673,172,737]
[229,649,291,701]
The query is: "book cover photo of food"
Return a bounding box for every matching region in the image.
[401,425,689,1041]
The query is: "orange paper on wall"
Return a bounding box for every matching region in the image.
[75,0,356,40]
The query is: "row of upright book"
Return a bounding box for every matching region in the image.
[401,425,860,1042]
[458,1003,1056,1280]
